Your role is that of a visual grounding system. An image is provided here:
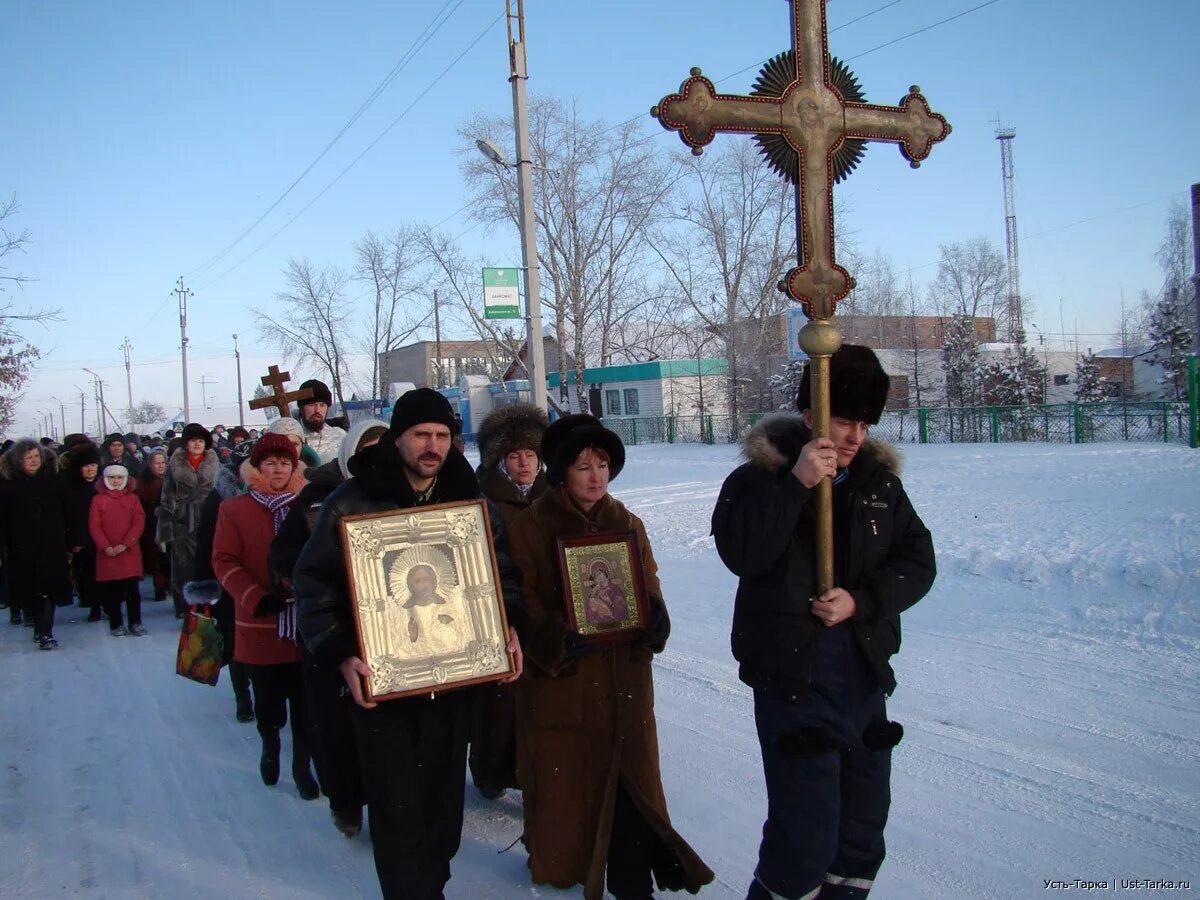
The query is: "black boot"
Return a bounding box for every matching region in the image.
[231,662,255,723]
[292,740,320,801]
[259,729,281,786]
[331,807,363,839]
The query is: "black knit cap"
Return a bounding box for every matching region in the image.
[796,344,891,425]
[541,414,625,488]
[181,422,213,450]
[389,388,456,438]
[297,379,332,407]
[103,432,125,449]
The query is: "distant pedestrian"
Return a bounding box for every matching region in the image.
[136,448,170,602]
[0,440,73,648]
[61,441,104,621]
[89,465,146,636]
[157,423,220,618]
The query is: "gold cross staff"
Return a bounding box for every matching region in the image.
[652,0,951,592]
[247,365,315,420]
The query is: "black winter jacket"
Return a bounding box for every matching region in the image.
[294,439,525,669]
[711,414,935,696]
[269,458,343,581]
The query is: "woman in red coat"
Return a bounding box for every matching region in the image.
[88,465,146,636]
[212,433,319,800]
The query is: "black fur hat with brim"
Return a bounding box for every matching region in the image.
[181,422,213,450]
[476,403,550,471]
[797,344,890,425]
[541,414,625,488]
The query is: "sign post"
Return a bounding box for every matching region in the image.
[483,267,522,320]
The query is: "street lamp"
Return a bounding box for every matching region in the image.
[472,0,548,413]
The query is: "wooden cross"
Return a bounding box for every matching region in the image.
[247,365,314,419]
[652,0,950,592]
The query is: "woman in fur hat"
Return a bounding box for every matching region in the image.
[61,441,104,620]
[468,403,550,800]
[89,465,146,636]
[212,433,319,800]
[136,448,170,602]
[156,423,221,618]
[711,344,936,900]
[0,440,73,647]
[507,414,713,900]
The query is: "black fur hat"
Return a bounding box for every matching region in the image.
[541,414,625,488]
[796,344,890,425]
[181,422,212,450]
[71,443,102,468]
[476,403,549,471]
[297,379,333,407]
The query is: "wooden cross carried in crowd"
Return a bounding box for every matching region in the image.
[652,0,951,592]
[247,365,314,419]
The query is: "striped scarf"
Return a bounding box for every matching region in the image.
[248,489,298,642]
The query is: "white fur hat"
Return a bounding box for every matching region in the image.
[103,464,129,481]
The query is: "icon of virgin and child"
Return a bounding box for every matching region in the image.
[583,558,628,626]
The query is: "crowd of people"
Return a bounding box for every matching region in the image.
[1,347,936,900]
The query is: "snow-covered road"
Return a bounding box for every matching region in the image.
[3,441,1198,898]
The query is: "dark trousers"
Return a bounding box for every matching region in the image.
[353,690,476,900]
[244,661,310,745]
[32,593,57,639]
[229,660,252,709]
[303,649,364,815]
[606,780,657,899]
[468,680,518,793]
[750,628,892,900]
[100,577,141,628]
[72,548,100,608]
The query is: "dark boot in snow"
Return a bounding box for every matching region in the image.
[259,730,281,786]
[292,741,320,801]
[331,807,363,839]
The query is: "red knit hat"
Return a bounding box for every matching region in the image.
[249,432,298,468]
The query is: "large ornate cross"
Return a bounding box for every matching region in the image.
[247,365,314,419]
[652,0,950,592]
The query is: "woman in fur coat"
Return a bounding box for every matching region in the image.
[136,448,170,601]
[60,441,104,620]
[468,403,550,800]
[0,440,73,648]
[507,415,713,900]
[156,423,220,618]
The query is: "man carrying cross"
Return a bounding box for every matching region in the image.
[654,0,948,895]
[712,347,935,899]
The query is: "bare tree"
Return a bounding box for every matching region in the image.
[460,99,677,410]
[255,258,353,409]
[929,237,1008,327]
[130,400,168,426]
[649,142,796,433]
[415,228,526,386]
[355,228,430,399]
[1,196,61,432]
[1157,198,1192,301]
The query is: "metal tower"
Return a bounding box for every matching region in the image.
[995,121,1021,340]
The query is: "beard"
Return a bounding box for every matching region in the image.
[302,413,324,433]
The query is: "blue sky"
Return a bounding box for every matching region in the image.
[4,0,1197,436]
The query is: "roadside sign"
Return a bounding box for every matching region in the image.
[483,267,521,319]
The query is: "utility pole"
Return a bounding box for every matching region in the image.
[77,389,86,433]
[433,289,443,388]
[994,119,1021,340]
[175,276,192,422]
[1191,183,1200,356]
[233,334,245,427]
[506,0,547,411]
[197,375,217,413]
[84,368,110,435]
[121,337,135,432]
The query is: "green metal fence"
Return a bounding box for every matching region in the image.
[603,357,1200,449]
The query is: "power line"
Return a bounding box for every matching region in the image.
[846,0,1003,61]
[187,0,466,279]
[196,10,506,291]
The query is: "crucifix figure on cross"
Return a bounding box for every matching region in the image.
[652,0,950,592]
[247,364,315,420]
